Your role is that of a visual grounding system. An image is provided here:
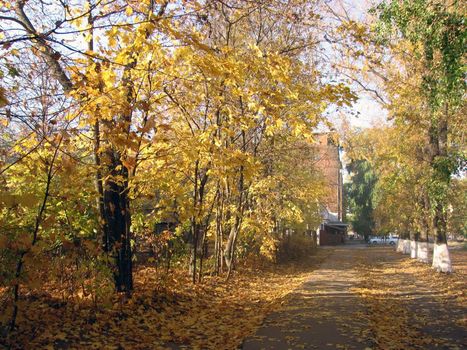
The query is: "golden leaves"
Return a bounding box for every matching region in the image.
[356,247,467,350]
[2,252,329,349]
[0,193,39,208]
[0,86,8,107]
[125,5,134,17]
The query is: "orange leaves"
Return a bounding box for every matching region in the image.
[121,157,137,172]
[0,232,31,252]
[2,249,327,349]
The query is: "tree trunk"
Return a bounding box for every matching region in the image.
[189,160,210,283]
[416,203,430,263]
[416,228,430,264]
[102,149,133,292]
[430,113,452,272]
[312,230,318,248]
[100,60,135,293]
[189,160,200,282]
[197,194,216,282]
[396,237,404,253]
[402,238,411,255]
[432,202,452,272]
[224,132,246,279]
[214,185,224,275]
[88,10,107,250]
[409,231,418,259]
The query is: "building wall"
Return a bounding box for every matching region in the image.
[314,133,343,220]
[319,226,345,245]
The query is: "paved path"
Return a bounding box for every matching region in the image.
[361,246,466,350]
[243,244,372,350]
[242,244,467,350]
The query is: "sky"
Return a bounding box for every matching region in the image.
[349,94,387,128]
[321,0,388,130]
[344,0,388,129]
[321,0,389,179]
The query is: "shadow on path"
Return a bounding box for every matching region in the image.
[242,245,372,350]
[360,246,466,350]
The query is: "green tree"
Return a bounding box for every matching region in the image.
[448,178,467,239]
[345,159,377,241]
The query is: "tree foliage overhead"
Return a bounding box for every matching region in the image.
[372,0,466,243]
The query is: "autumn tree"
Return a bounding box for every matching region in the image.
[0,0,187,331]
[372,0,466,272]
[1,0,354,338]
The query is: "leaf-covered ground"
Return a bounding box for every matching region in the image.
[243,245,373,350]
[243,244,466,350]
[1,250,331,350]
[2,245,466,350]
[355,245,466,350]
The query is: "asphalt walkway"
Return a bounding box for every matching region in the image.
[242,244,372,350]
[242,244,466,350]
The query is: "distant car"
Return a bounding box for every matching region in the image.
[369,237,384,244]
[369,235,398,245]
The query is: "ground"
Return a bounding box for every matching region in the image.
[2,244,466,349]
[1,251,330,349]
[243,243,466,350]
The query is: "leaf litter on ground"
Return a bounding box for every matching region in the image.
[2,250,332,349]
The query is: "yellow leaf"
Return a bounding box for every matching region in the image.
[0,87,8,107]
[125,6,133,16]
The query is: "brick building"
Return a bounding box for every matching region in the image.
[314,133,347,245]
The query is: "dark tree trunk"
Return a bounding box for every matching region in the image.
[214,185,225,275]
[101,61,135,293]
[429,113,449,246]
[189,160,200,283]
[103,149,133,293]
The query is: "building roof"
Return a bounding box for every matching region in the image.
[323,221,348,232]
